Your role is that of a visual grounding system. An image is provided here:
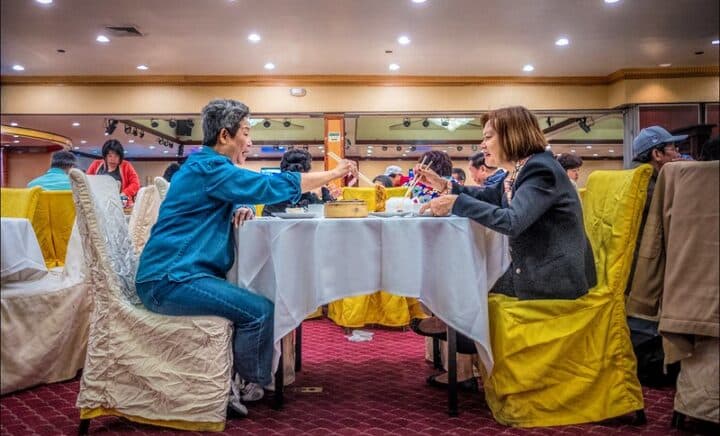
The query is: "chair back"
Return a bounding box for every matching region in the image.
[1,187,42,219]
[128,185,162,254]
[69,169,140,305]
[582,164,653,294]
[32,190,76,268]
[154,177,169,201]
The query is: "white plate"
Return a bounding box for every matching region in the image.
[369,211,412,218]
[272,212,318,219]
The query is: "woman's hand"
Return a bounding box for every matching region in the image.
[233,207,255,227]
[419,195,457,217]
[333,159,358,179]
[415,165,448,192]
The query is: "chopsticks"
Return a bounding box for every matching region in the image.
[327,151,374,186]
[404,157,434,198]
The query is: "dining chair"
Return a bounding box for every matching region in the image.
[69,170,233,433]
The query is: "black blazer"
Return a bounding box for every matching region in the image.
[452,151,596,300]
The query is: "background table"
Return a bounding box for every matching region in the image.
[230,215,509,373]
[1,217,48,282]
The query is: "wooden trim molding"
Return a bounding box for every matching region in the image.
[2,66,717,87]
[0,125,72,148]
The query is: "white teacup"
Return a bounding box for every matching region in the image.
[385,197,419,214]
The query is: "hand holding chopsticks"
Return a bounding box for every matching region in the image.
[405,157,435,198]
[327,152,371,185]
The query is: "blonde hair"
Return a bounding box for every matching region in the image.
[481,106,547,162]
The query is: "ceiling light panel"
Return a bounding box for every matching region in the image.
[248,33,261,42]
[96,35,110,43]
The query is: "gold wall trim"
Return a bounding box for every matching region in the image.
[2,66,717,87]
[1,125,73,148]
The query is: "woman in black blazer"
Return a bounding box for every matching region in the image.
[412,106,596,346]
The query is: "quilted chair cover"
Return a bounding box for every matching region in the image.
[69,170,233,432]
[1,187,42,219]
[480,165,650,427]
[1,223,91,394]
[153,176,169,201]
[32,190,76,268]
[127,185,161,254]
[329,186,425,327]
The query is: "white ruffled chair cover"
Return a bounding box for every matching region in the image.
[127,185,161,254]
[70,170,233,432]
[154,176,169,201]
[1,223,92,394]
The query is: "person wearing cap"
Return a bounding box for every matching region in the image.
[632,125,685,175]
[384,165,405,187]
[87,139,141,203]
[27,150,78,191]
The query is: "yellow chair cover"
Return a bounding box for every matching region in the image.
[330,187,418,327]
[577,187,587,204]
[1,187,42,219]
[480,165,650,427]
[32,191,76,268]
[328,291,426,328]
[342,186,407,212]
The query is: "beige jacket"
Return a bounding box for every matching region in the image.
[627,161,719,345]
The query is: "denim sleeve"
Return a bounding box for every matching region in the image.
[203,161,302,205]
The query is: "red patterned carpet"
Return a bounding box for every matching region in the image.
[0,318,705,435]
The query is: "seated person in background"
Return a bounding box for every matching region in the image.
[556,153,583,188]
[27,150,78,190]
[412,106,596,385]
[699,136,719,161]
[451,167,466,185]
[136,99,356,417]
[406,150,453,203]
[372,174,394,188]
[162,162,181,182]
[262,149,335,216]
[86,139,141,204]
[468,151,505,186]
[384,165,405,187]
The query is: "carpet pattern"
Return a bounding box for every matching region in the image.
[0,318,704,435]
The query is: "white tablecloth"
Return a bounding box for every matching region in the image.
[1,218,47,282]
[230,215,510,372]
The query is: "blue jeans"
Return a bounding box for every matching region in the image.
[136,276,275,386]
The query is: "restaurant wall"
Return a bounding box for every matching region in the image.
[5,150,51,188]
[607,76,720,108]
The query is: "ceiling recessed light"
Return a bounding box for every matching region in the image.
[555,37,569,46]
[604,0,620,3]
[36,0,53,4]
[659,63,672,67]
[397,35,411,45]
[593,153,599,157]
[712,39,719,45]
[136,64,149,70]
[264,62,275,70]
[522,64,534,72]
[412,0,427,3]
[248,33,261,42]
[81,140,87,144]
[570,149,576,153]
[10,122,18,126]
[148,145,155,150]
[289,87,307,97]
[73,146,80,150]
[13,135,19,138]
[128,139,135,143]
[586,145,593,149]
[253,153,259,157]
[12,65,25,71]
[609,149,615,153]
[72,122,80,127]
[96,35,110,43]
[163,150,169,154]
[13,140,20,143]
[389,63,400,71]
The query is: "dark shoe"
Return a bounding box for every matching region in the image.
[410,317,447,340]
[426,373,478,392]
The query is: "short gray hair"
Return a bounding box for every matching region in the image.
[201,99,250,146]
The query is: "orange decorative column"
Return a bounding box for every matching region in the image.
[324,114,345,191]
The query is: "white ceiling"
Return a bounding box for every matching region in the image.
[1,0,718,76]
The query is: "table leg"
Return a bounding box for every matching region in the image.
[273,338,284,410]
[447,326,458,417]
[295,323,302,372]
